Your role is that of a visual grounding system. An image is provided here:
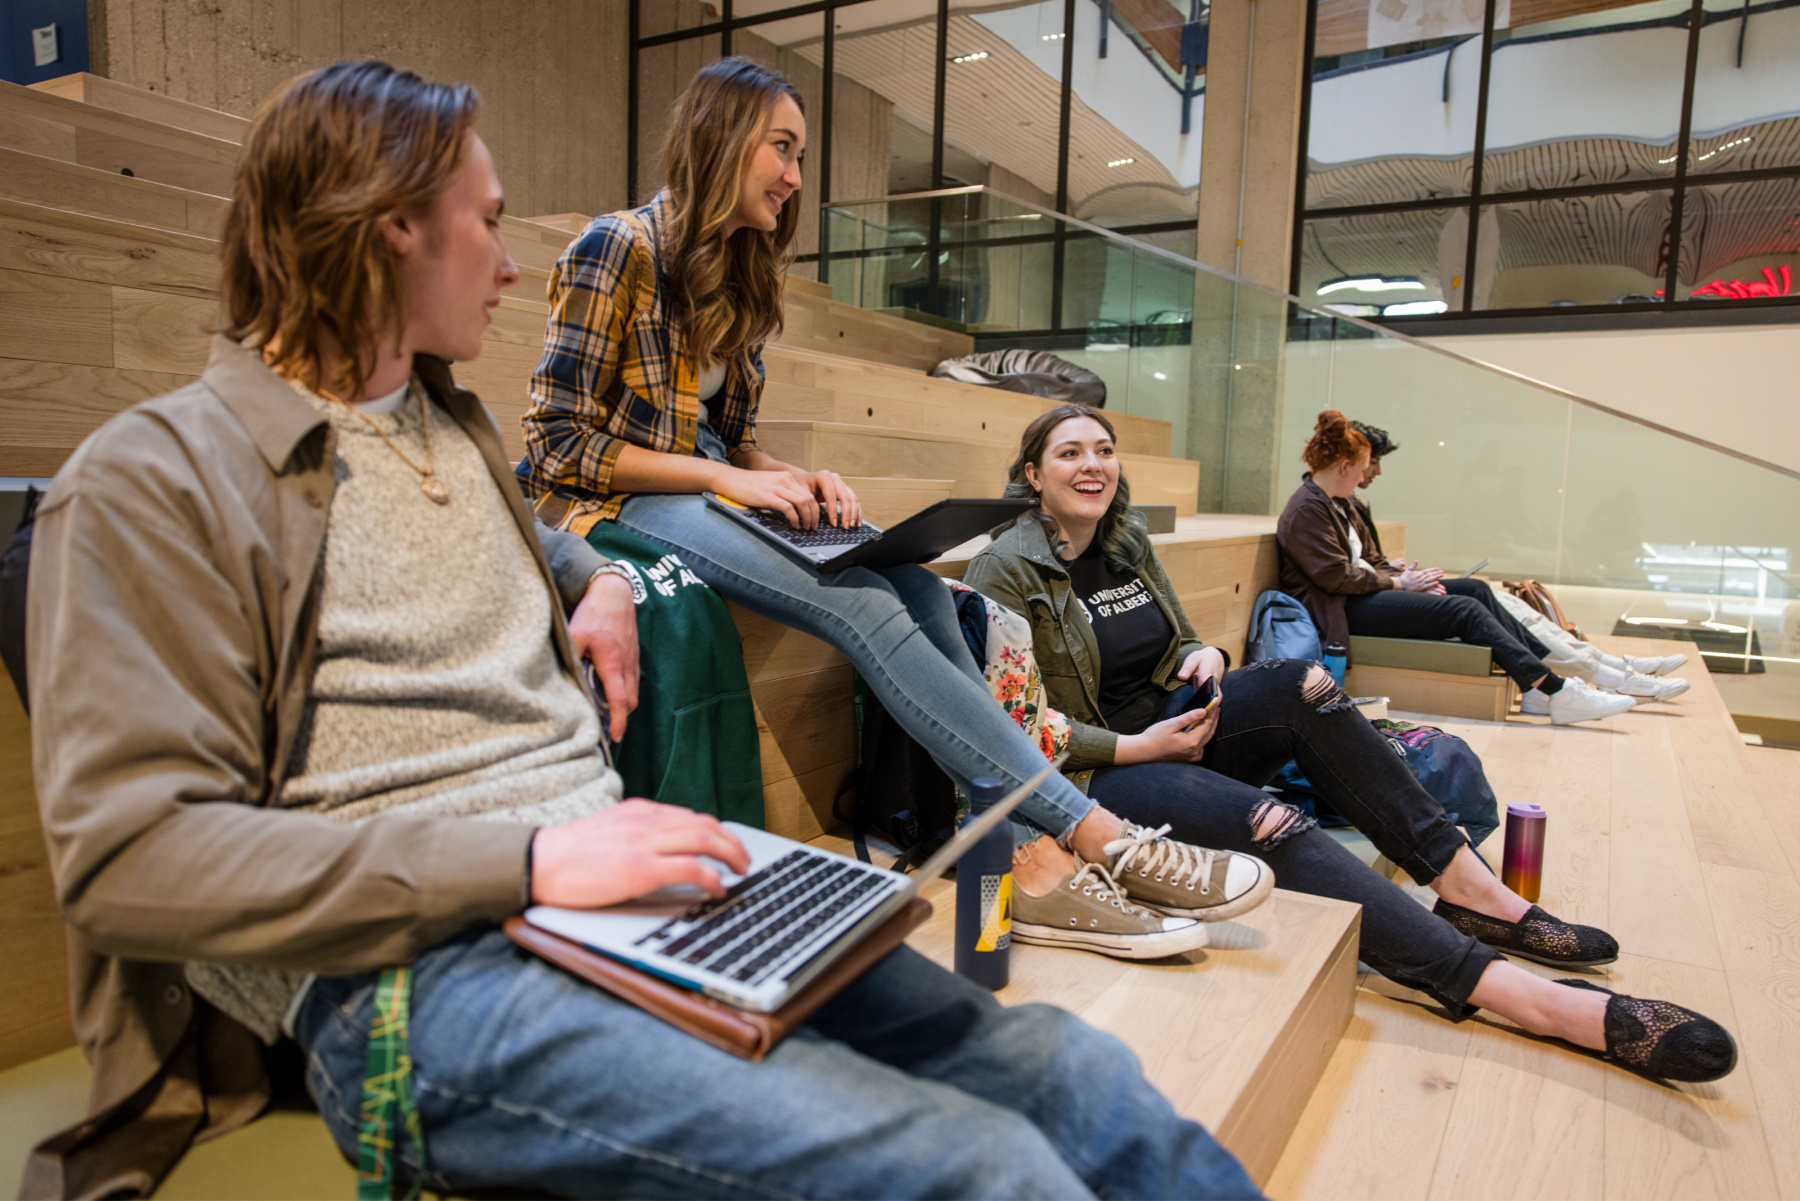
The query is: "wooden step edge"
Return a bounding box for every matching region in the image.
[1212,902,1360,1185]
[31,72,251,142]
[0,193,220,250]
[0,143,229,203]
[757,418,1015,448]
[784,274,834,300]
[0,76,239,159]
[522,213,595,234]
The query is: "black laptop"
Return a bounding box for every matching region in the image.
[704,493,1032,571]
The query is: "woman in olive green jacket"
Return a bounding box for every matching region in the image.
[962,404,1735,1083]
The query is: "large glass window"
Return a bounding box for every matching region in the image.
[630,0,1204,313]
[1296,0,1800,321]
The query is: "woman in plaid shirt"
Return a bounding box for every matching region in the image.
[517,58,1248,921]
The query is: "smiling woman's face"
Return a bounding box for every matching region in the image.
[1024,416,1119,532]
[729,94,805,235]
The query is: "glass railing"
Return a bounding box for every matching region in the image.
[818,186,1800,736]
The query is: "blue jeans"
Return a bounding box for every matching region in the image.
[615,491,1095,844]
[295,929,1261,1199]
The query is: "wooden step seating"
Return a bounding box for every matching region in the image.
[1346,634,1517,723]
[811,831,1361,1188]
[31,71,251,143]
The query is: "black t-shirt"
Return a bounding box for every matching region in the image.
[1064,541,1173,736]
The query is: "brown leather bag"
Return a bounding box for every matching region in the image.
[504,896,932,1060]
[1505,579,1584,641]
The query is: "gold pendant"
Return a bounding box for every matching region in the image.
[420,475,451,505]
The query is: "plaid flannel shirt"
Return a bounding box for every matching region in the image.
[515,193,762,534]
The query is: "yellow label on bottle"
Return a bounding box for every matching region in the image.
[976,872,1012,952]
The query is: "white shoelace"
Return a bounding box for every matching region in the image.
[1102,822,1218,895]
[1066,860,1153,917]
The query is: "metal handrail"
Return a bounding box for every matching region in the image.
[820,185,1800,483]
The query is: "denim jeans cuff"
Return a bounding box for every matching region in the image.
[1394,820,1471,886]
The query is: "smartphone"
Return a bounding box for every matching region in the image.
[1160,675,1221,722]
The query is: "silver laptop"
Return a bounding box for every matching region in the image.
[523,759,1059,1013]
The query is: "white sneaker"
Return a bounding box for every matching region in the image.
[1612,671,1690,702]
[1534,678,1638,725]
[1624,652,1689,677]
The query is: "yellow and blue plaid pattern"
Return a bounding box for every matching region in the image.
[515,194,763,534]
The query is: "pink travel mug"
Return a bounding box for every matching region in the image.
[1501,803,1546,903]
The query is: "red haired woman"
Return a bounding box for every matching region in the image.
[1276,411,1635,726]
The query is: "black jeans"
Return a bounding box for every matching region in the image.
[1089,659,1499,1013]
[1344,577,1551,691]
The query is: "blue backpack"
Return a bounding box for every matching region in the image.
[1247,590,1322,663]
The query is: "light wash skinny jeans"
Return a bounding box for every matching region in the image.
[614,438,1094,847]
[296,929,1263,1199]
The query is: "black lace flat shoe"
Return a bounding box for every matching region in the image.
[1432,898,1620,967]
[1555,978,1738,1082]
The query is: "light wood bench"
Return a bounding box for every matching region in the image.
[1346,634,1517,723]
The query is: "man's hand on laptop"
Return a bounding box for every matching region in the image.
[531,800,753,908]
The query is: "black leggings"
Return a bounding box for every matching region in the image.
[1089,658,1500,1014]
[1343,577,1554,692]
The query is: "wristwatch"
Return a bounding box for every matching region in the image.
[586,560,646,605]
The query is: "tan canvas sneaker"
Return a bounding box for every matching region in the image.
[1012,861,1210,960]
[1102,821,1274,921]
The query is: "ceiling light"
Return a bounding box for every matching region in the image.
[1323,303,1381,317]
[1317,275,1424,295]
[1107,157,1135,168]
[1153,372,1167,380]
[950,51,989,63]
[1383,300,1448,315]
[1042,32,1065,40]
[1702,619,1750,634]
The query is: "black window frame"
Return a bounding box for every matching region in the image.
[1289,0,1800,330]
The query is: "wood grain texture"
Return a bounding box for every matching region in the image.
[0,270,113,370]
[0,145,216,234]
[0,665,72,1073]
[1273,636,1794,1201]
[1345,664,1515,722]
[31,72,251,142]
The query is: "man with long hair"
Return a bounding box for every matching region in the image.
[24,60,1260,1201]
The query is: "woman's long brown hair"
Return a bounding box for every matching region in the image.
[223,60,478,398]
[658,57,802,381]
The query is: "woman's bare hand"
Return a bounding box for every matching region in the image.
[800,470,862,528]
[1115,706,1220,766]
[719,466,822,529]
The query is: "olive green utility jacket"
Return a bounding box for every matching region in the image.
[23,336,610,1200]
[961,513,1208,777]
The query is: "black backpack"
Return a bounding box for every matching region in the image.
[833,587,1000,871]
[833,674,959,872]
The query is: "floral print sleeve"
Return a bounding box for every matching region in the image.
[946,581,1074,762]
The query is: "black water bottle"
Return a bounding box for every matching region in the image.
[954,777,1013,990]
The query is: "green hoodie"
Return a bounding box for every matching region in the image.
[962,513,1209,776]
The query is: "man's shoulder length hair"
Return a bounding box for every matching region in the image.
[222,59,478,398]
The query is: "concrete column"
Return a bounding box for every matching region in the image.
[1187,0,1309,514]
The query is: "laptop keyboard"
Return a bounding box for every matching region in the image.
[746,507,881,549]
[633,850,897,986]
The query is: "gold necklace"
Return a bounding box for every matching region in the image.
[317,381,452,505]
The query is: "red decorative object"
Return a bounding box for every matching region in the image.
[1686,265,1793,300]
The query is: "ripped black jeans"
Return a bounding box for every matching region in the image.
[1089,658,1500,1014]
